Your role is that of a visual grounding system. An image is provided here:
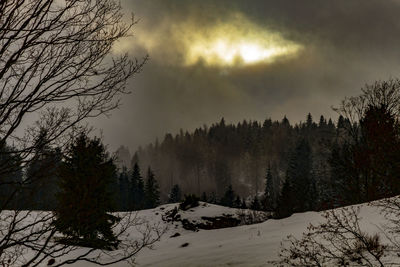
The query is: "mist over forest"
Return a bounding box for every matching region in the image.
[117,114,335,202]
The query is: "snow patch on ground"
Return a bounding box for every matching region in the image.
[16,201,387,266]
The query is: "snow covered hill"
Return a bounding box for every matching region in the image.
[63,201,385,267]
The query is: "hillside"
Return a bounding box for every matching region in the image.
[64,201,384,267]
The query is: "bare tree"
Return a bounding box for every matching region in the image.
[275,80,400,266]
[333,79,400,140]
[0,0,162,266]
[273,197,400,267]
[273,206,389,266]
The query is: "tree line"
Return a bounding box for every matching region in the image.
[6,91,396,221]
[127,82,400,219]
[0,137,162,213]
[3,80,399,224]
[275,79,400,266]
[132,113,341,213]
[0,113,337,214]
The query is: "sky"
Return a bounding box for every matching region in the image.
[92,0,400,153]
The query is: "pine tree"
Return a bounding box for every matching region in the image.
[25,132,62,210]
[250,195,261,210]
[220,185,235,207]
[201,192,208,202]
[286,138,314,212]
[282,115,290,126]
[318,115,327,128]
[209,192,217,204]
[329,141,361,205]
[355,104,400,200]
[130,163,144,210]
[263,165,275,211]
[118,167,130,211]
[0,143,23,210]
[54,133,119,249]
[234,196,242,208]
[240,198,247,209]
[306,113,313,128]
[168,184,182,203]
[275,179,294,218]
[337,115,345,129]
[144,167,160,209]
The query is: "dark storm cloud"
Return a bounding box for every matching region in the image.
[93,0,400,152]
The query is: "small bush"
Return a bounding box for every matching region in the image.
[180,242,189,247]
[179,194,199,211]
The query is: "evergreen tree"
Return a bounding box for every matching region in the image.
[262,118,272,130]
[306,113,313,128]
[282,115,290,126]
[209,191,217,204]
[54,133,118,249]
[130,163,144,210]
[144,167,160,209]
[327,118,335,129]
[25,132,62,210]
[215,159,231,197]
[220,185,235,207]
[250,195,261,210]
[357,104,400,199]
[240,198,247,209]
[275,179,294,218]
[337,115,345,129]
[329,141,360,205]
[263,165,275,211]
[201,192,208,202]
[168,184,182,203]
[318,115,327,128]
[286,138,314,212]
[118,167,130,211]
[234,196,242,208]
[330,104,400,205]
[0,143,23,210]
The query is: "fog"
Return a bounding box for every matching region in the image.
[91,0,400,152]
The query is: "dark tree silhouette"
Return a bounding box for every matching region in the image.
[332,79,400,203]
[277,80,400,266]
[275,180,294,219]
[131,162,145,210]
[118,167,130,211]
[168,184,182,203]
[263,165,275,211]
[286,139,315,212]
[250,195,261,211]
[357,104,400,199]
[144,168,160,209]
[55,133,119,249]
[220,185,235,207]
[0,0,156,265]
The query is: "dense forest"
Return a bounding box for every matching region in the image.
[3,80,400,221]
[0,113,339,212]
[131,114,348,210]
[124,80,400,218]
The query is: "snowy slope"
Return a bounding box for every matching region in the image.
[135,203,384,267]
[135,209,321,267]
[44,202,385,266]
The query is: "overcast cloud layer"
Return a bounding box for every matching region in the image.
[92,0,400,152]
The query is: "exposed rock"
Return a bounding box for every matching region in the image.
[170,232,181,238]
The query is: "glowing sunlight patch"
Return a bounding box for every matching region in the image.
[115,12,303,68]
[184,16,302,67]
[187,37,300,67]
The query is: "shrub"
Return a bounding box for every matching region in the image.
[179,194,200,211]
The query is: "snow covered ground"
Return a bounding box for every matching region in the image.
[61,201,383,267]
[16,201,386,266]
[134,207,321,267]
